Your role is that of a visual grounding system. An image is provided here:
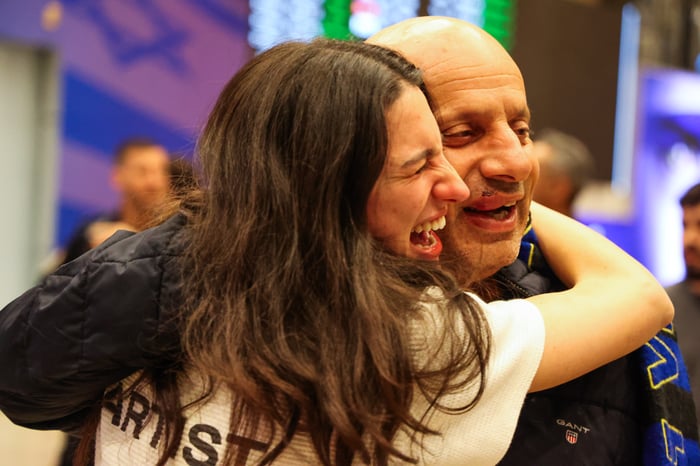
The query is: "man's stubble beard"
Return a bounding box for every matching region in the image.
[686,265,700,281]
[440,238,519,288]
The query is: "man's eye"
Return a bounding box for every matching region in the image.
[515,126,533,139]
[443,129,475,138]
[442,130,476,147]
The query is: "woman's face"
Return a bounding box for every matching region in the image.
[366,85,469,261]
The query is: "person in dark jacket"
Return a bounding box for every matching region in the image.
[60,137,171,264]
[667,182,700,437]
[369,15,699,465]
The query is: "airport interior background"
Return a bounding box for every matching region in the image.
[0,0,699,463]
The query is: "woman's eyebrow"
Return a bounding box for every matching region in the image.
[400,148,435,169]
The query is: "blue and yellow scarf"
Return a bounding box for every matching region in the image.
[517,225,700,465]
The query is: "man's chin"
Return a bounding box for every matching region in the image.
[686,266,700,281]
[441,244,519,288]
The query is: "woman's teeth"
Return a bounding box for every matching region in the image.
[412,216,446,234]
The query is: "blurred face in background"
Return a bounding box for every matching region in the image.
[531,141,570,213]
[112,145,170,212]
[683,202,700,280]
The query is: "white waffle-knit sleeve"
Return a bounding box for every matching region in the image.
[396,292,545,466]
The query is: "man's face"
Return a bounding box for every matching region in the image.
[370,19,539,284]
[113,145,170,212]
[682,203,700,279]
[428,52,537,283]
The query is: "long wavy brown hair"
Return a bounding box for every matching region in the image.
[89,39,491,466]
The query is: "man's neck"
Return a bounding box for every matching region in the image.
[119,203,150,231]
[688,278,700,297]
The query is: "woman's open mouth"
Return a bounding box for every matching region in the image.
[409,215,446,259]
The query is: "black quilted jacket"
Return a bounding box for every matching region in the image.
[0,213,187,434]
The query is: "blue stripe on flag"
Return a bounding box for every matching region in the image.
[63,70,196,159]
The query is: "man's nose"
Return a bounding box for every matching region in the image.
[684,227,700,247]
[478,126,533,182]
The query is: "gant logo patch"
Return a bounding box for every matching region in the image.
[556,418,590,444]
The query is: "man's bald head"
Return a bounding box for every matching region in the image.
[367,16,517,82]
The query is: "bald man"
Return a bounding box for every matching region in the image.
[370,16,697,466]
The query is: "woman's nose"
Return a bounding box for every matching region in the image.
[434,157,469,203]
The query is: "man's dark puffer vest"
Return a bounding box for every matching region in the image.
[494,230,700,465]
[0,214,186,434]
[494,253,642,465]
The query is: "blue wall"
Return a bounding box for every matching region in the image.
[633,67,700,285]
[0,0,252,246]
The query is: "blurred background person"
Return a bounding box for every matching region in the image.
[531,128,595,219]
[666,181,700,435]
[60,137,171,264]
